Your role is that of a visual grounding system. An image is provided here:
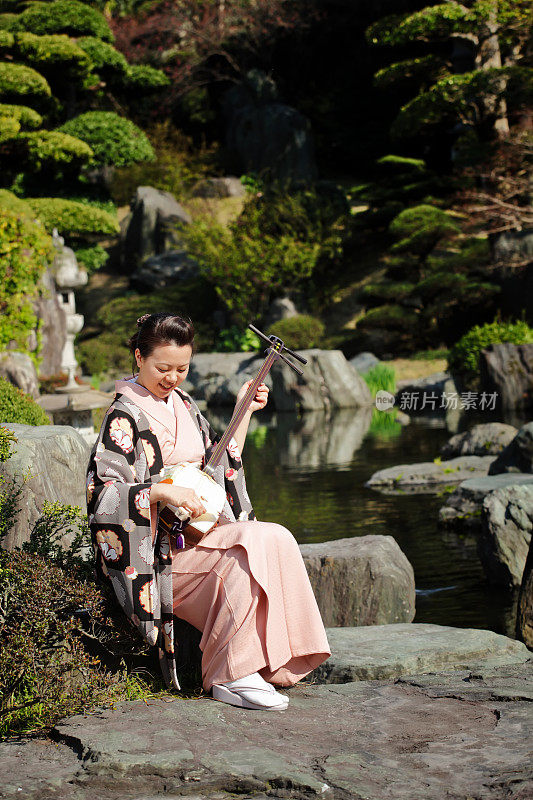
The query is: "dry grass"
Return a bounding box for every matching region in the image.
[387,356,448,382]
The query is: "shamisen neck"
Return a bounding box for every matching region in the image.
[203,347,278,474]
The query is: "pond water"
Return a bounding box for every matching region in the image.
[210,405,531,640]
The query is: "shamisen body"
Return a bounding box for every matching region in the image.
[157,328,306,545]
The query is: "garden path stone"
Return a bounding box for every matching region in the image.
[1,659,532,800]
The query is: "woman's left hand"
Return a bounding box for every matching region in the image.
[236,380,269,413]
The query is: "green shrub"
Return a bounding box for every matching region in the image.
[0,210,54,354]
[0,102,41,128]
[358,304,419,331]
[362,363,396,396]
[59,111,155,168]
[0,425,16,462]
[0,188,34,216]
[0,378,51,425]
[13,32,91,79]
[448,318,533,385]
[389,204,460,256]
[213,326,261,353]
[0,545,162,738]
[11,0,113,42]
[77,36,127,75]
[124,64,170,92]
[361,281,416,303]
[0,114,18,140]
[0,15,17,32]
[16,130,93,172]
[28,197,119,236]
[74,243,108,273]
[266,315,325,350]
[76,331,132,376]
[182,199,325,326]
[376,154,427,173]
[0,27,13,47]
[0,61,51,102]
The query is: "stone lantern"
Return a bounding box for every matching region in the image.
[51,229,88,391]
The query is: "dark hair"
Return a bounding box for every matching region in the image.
[128,313,195,371]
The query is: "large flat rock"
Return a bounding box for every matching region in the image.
[316,623,531,683]
[1,660,531,800]
[365,455,496,494]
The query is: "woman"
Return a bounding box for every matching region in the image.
[87,312,330,711]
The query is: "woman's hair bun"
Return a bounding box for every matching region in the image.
[136,313,151,327]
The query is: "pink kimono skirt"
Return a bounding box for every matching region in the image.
[116,378,331,692]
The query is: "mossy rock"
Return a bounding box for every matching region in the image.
[448,318,533,386]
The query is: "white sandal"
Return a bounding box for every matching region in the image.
[212,672,289,711]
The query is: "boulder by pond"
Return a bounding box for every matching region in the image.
[440,421,518,458]
[517,534,533,648]
[121,185,192,271]
[0,423,90,550]
[1,630,531,800]
[395,371,457,413]
[299,536,415,627]
[489,421,533,474]
[479,341,533,411]
[365,455,495,494]
[0,351,40,398]
[130,249,199,291]
[478,484,533,589]
[439,474,533,533]
[184,349,373,411]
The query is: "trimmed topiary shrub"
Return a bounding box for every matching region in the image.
[28,197,119,236]
[59,111,154,168]
[266,314,325,350]
[124,64,170,92]
[389,204,460,257]
[448,318,533,386]
[0,27,13,47]
[0,102,41,128]
[11,1,113,42]
[358,304,419,331]
[77,36,127,75]
[0,209,54,354]
[0,61,51,103]
[0,114,18,140]
[0,188,34,216]
[0,378,51,425]
[74,243,109,274]
[13,32,91,79]
[16,130,93,172]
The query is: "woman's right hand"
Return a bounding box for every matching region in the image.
[150,483,206,518]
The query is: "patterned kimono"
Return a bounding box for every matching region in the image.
[86,386,252,690]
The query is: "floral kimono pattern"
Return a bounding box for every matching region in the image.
[86,387,254,690]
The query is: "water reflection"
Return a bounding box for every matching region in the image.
[209,405,528,639]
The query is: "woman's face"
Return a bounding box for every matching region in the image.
[135,342,192,400]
